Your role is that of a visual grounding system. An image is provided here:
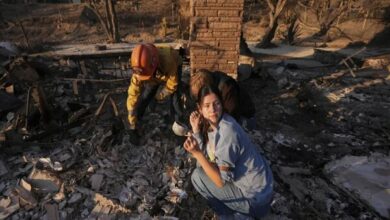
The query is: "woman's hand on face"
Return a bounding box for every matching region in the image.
[189,111,202,133]
[183,135,201,156]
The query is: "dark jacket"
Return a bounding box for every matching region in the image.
[176,72,256,126]
[212,71,256,121]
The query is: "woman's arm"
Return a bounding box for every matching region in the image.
[189,111,205,150]
[184,136,224,188]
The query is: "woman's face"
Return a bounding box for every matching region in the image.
[199,93,222,127]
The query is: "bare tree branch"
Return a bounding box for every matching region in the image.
[86,0,119,43]
[257,0,288,48]
[86,2,112,41]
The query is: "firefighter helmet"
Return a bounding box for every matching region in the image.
[130,43,159,80]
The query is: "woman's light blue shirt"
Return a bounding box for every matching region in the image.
[194,114,273,206]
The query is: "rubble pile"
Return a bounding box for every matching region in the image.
[243,54,390,219]
[1,46,389,219]
[0,56,200,220]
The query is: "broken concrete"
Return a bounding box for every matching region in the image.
[27,168,62,193]
[324,154,390,218]
[1,39,390,219]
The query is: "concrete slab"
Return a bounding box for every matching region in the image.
[247,43,390,59]
[29,42,182,59]
[324,154,390,218]
[262,59,327,68]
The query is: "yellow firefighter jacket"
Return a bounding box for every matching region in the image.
[127,46,181,129]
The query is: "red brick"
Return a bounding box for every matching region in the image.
[193,63,218,69]
[209,22,240,29]
[217,10,239,17]
[193,1,207,7]
[207,17,220,22]
[196,9,217,17]
[219,67,237,72]
[191,55,211,60]
[216,36,240,41]
[217,50,238,55]
[196,37,216,42]
[196,32,213,38]
[219,17,242,22]
[220,39,240,43]
[218,44,240,51]
[192,60,207,65]
[218,54,239,60]
[196,6,233,10]
[205,3,241,8]
[191,41,217,47]
[213,31,241,37]
[222,3,244,7]
[219,42,239,47]
[207,51,219,56]
[218,0,243,4]
[191,49,207,56]
[220,63,237,69]
[206,59,229,64]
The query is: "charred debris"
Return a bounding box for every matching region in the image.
[1,43,390,219]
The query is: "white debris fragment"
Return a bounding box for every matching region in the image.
[38,158,63,171]
[87,165,95,173]
[6,112,14,122]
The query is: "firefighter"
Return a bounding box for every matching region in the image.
[127,43,182,145]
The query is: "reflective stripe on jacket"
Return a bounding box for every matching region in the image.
[127,46,181,128]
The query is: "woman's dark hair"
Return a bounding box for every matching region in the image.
[197,85,224,144]
[197,85,223,107]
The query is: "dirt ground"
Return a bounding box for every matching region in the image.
[1,2,388,48]
[0,1,186,48]
[1,2,390,220]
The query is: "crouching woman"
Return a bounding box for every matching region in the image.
[183,85,273,219]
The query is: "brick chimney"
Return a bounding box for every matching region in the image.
[189,0,244,79]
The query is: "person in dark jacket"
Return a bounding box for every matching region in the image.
[188,69,256,130]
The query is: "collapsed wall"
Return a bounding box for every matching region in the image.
[189,0,244,79]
